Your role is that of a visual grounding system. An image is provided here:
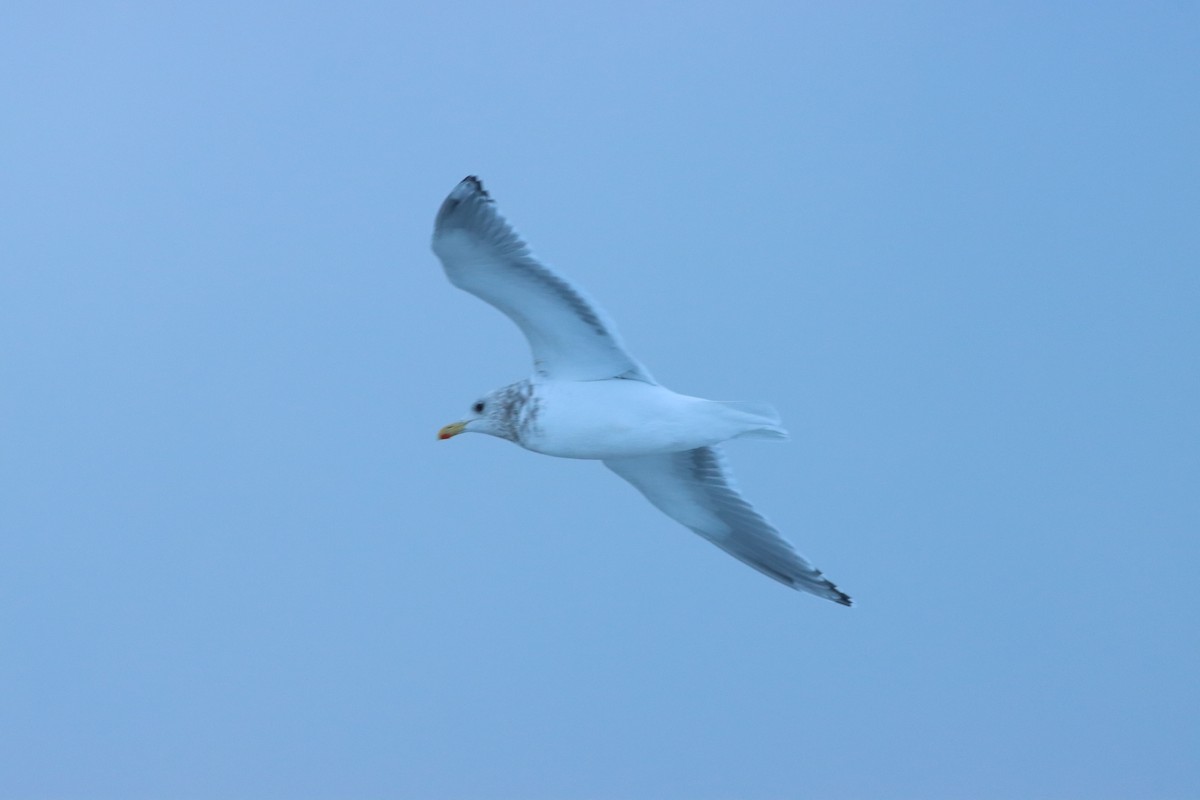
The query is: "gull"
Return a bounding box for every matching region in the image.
[431,176,851,605]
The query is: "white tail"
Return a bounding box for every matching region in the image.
[714,400,789,441]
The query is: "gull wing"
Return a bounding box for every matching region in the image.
[431,176,654,383]
[604,446,852,605]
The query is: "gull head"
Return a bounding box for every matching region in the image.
[438,383,530,442]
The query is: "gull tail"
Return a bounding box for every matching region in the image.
[715,401,789,441]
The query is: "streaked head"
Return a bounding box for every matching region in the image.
[438,388,521,442]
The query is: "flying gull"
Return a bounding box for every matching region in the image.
[431,176,851,605]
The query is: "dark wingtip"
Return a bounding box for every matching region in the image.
[804,569,853,607]
[824,579,853,606]
[435,176,493,230]
[461,175,489,198]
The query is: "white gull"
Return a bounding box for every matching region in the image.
[431,176,851,605]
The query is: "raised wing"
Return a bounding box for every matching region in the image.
[431,177,654,383]
[604,446,852,605]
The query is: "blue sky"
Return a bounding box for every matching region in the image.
[2,2,1197,798]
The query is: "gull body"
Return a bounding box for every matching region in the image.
[430,176,852,606]
[458,378,787,461]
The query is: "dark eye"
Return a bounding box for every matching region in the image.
[472,401,485,414]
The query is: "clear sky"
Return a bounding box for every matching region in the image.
[2,2,1197,798]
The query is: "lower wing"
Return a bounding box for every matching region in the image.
[603,446,851,605]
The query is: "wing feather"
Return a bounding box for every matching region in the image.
[604,446,852,605]
[431,177,653,383]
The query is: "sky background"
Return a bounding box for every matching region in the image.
[2,2,1197,798]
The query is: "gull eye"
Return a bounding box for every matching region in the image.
[472,401,485,414]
